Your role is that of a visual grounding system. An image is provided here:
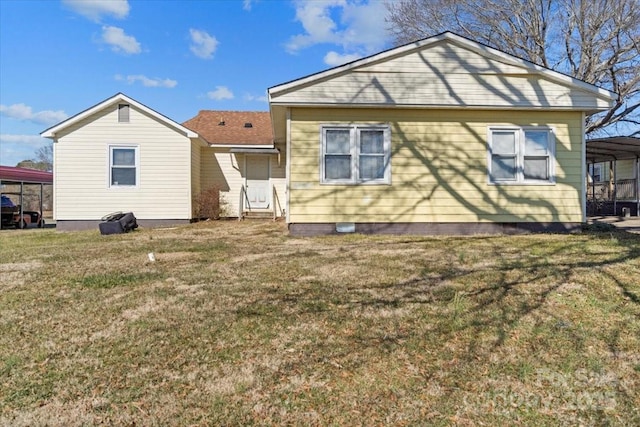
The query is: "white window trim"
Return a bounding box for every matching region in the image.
[320,124,391,185]
[487,126,556,185]
[108,145,139,188]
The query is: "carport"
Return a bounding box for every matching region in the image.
[586,136,640,217]
[0,166,53,229]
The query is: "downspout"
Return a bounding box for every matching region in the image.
[613,159,617,215]
[285,108,291,225]
[591,162,595,205]
[637,156,639,217]
[581,112,587,223]
[53,139,57,224]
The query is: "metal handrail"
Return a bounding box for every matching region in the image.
[273,185,277,220]
[239,185,246,221]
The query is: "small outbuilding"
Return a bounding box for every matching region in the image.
[41,93,204,231]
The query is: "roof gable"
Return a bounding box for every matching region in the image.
[183,111,273,146]
[269,31,616,111]
[41,93,198,139]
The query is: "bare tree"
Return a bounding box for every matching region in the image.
[34,143,53,172]
[386,0,640,136]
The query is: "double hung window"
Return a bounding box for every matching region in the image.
[321,125,391,184]
[488,127,555,184]
[110,146,138,187]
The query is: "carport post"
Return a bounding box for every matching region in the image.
[613,160,617,215]
[19,181,24,226]
[40,183,44,219]
[636,156,639,217]
[591,162,596,202]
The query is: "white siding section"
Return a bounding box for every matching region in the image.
[191,139,202,216]
[271,41,611,111]
[200,146,286,218]
[54,105,193,220]
[201,148,244,217]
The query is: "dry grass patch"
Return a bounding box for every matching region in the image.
[1,221,639,425]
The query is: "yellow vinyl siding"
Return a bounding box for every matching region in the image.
[274,42,611,111]
[54,105,193,220]
[599,159,636,181]
[287,108,583,224]
[616,160,636,180]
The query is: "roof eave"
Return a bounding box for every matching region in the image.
[268,31,618,103]
[268,101,614,113]
[41,93,199,139]
[207,143,274,149]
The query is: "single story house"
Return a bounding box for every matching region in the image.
[268,31,617,235]
[43,31,618,234]
[41,94,284,231]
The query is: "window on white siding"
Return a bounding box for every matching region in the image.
[110,146,138,187]
[321,125,391,184]
[590,163,603,182]
[118,104,130,123]
[488,127,555,184]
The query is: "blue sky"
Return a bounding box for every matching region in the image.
[0,0,392,166]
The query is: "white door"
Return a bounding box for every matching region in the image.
[246,156,270,209]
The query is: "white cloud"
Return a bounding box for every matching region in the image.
[244,93,268,103]
[340,1,389,51]
[286,0,390,59]
[243,0,253,11]
[286,0,344,53]
[207,86,234,100]
[0,104,68,125]
[323,50,361,66]
[0,134,51,166]
[115,74,177,88]
[189,29,218,59]
[63,0,130,22]
[0,134,48,146]
[102,26,141,54]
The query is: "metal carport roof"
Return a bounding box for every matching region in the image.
[586,136,640,163]
[0,166,53,185]
[1,166,53,230]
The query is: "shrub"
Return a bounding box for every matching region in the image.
[194,186,227,220]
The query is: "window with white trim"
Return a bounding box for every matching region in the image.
[109,146,138,187]
[321,125,391,184]
[488,127,555,184]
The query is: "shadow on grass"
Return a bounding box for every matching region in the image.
[236,230,639,361]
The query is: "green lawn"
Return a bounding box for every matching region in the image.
[1,221,639,425]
